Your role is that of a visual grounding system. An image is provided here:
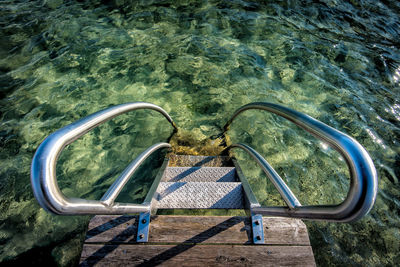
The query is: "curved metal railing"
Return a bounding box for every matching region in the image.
[31,102,176,215]
[225,102,378,222]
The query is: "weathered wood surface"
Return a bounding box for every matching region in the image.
[85,215,310,245]
[80,215,315,266]
[80,244,315,266]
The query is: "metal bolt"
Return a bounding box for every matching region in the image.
[142,219,147,224]
[254,220,259,225]
[256,235,262,241]
[139,234,144,239]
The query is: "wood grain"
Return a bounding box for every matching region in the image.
[81,215,315,266]
[85,215,310,245]
[80,244,316,266]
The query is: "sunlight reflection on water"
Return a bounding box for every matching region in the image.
[0,0,400,265]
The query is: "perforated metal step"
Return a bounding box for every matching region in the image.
[168,155,233,167]
[162,167,237,182]
[155,182,244,209]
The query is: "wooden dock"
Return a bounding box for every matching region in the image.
[79,215,315,266]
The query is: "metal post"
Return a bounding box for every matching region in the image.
[136,212,151,242]
[251,214,265,244]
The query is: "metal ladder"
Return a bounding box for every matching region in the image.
[30,102,378,244]
[135,154,265,243]
[157,155,243,210]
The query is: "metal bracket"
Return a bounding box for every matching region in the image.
[251,214,265,244]
[136,212,150,242]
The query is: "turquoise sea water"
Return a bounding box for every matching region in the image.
[1,0,399,265]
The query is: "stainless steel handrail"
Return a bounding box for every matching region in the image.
[31,102,176,215]
[225,102,378,222]
[230,143,301,209]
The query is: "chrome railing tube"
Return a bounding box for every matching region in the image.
[225,102,378,222]
[230,143,301,209]
[31,102,176,215]
[100,143,171,206]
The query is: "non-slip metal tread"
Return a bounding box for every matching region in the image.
[156,182,244,209]
[162,167,237,182]
[168,155,233,167]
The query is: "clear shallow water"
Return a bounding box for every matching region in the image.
[0,0,399,265]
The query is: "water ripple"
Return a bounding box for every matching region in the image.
[1,0,399,265]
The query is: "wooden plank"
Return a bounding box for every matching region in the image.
[85,215,310,246]
[263,217,311,246]
[85,215,138,243]
[79,244,315,266]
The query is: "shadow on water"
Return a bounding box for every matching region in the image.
[0,71,25,100]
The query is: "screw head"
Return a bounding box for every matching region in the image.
[256,235,262,241]
[139,234,144,239]
[142,219,147,224]
[254,220,260,225]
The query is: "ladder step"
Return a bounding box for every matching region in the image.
[162,167,237,182]
[168,155,233,167]
[156,182,244,209]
